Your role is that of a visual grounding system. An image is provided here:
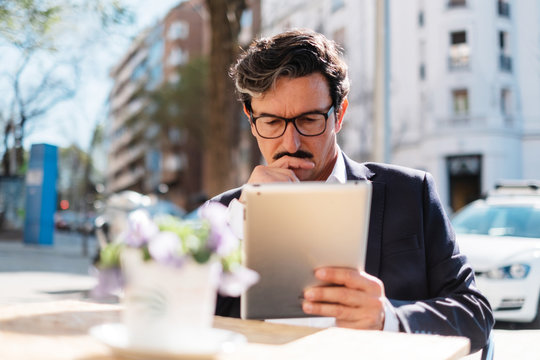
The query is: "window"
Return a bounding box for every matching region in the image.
[148,40,164,66]
[419,64,426,80]
[499,31,510,55]
[501,88,512,116]
[448,0,466,7]
[419,40,426,80]
[131,59,147,83]
[168,21,189,40]
[418,10,424,27]
[499,31,512,72]
[449,31,470,69]
[498,0,510,17]
[147,65,162,90]
[168,47,189,66]
[452,89,469,116]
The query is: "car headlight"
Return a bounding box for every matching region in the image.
[485,264,530,279]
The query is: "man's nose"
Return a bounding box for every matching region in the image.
[281,122,302,152]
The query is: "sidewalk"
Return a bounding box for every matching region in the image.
[0,230,99,304]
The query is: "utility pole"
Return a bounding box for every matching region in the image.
[373,0,391,163]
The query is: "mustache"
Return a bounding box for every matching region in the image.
[273,150,314,161]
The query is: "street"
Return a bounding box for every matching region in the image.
[0,230,99,304]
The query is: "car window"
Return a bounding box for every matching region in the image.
[452,203,540,238]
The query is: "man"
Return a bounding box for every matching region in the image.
[212,29,493,353]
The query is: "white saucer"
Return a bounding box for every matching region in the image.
[89,323,247,359]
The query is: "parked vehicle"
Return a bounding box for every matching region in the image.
[452,181,540,327]
[54,210,80,231]
[77,214,97,235]
[94,191,186,248]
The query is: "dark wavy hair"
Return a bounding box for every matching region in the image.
[230,29,350,112]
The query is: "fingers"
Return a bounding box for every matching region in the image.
[313,268,384,296]
[271,156,315,170]
[245,156,315,184]
[304,285,373,307]
[302,268,386,330]
[302,300,384,330]
[246,165,300,184]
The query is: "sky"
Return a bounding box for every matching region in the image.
[22,0,182,152]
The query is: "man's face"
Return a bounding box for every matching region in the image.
[250,73,344,181]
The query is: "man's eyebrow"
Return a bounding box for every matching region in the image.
[253,108,328,118]
[255,111,281,117]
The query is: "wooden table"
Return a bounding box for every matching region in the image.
[0,300,470,359]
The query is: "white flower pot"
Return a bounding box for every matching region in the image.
[121,249,220,351]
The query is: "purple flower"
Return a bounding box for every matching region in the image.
[90,266,124,298]
[199,202,239,256]
[218,266,260,297]
[148,231,186,268]
[122,209,159,247]
[92,200,259,301]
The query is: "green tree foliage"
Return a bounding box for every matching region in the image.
[136,57,209,148]
[0,0,62,49]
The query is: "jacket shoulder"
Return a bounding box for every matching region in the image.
[210,187,243,206]
[363,162,428,183]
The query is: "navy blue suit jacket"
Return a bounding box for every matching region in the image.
[212,154,494,352]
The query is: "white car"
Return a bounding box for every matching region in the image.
[452,181,540,327]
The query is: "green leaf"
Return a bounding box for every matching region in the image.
[98,242,124,268]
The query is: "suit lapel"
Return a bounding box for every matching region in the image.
[343,155,384,278]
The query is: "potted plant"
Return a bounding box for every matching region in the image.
[92,201,258,351]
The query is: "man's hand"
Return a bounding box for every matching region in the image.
[302,267,386,330]
[246,156,315,184]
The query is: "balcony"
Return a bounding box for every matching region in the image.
[109,166,146,193]
[499,54,512,72]
[498,1,510,18]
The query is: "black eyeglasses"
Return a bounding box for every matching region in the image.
[249,105,335,139]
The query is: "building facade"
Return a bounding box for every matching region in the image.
[106,0,261,209]
[391,0,540,212]
[106,0,209,211]
[261,0,540,212]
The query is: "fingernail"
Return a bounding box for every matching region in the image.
[304,289,314,300]
[303,302,313,313]
[316,269,326,278]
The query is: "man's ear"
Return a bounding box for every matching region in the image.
[242,104,250,119]
[335,98,348,133]
[243,104,258,137]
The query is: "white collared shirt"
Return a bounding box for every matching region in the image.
[227,148,399,331]
[326,148,347,184]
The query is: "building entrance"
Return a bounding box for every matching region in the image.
[447,154,482,212]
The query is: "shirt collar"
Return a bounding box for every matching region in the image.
[326,147,346,184]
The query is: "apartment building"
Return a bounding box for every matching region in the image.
[261,0,540,212]
[391,0,540,212]
[106,0,209,210]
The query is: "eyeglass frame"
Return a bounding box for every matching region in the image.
[248,104,336,139]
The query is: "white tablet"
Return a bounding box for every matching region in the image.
[241,181,372,319]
